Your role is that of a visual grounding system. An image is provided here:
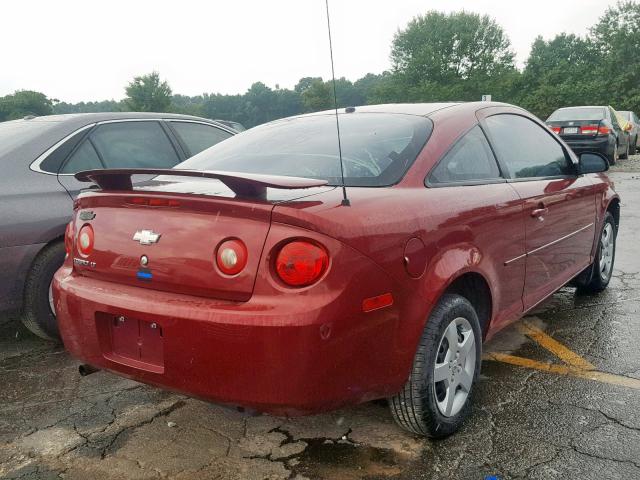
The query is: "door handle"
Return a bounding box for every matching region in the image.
[531,207,549,218]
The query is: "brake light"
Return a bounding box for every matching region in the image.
[129,197,180,207]
[216,239,248,276]
[550,126,561,134]
[598,126,611,135]
[275,241,329,287]
[580,125,599,135]
[77,224,94,256]
[64,222,73,257]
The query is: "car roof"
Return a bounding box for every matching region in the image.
[21,111,226,129]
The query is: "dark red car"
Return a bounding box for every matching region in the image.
[53,102,619,438]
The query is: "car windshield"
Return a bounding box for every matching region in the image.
[177,113,432,187]
[0,119,59,158]
[547,107,606,121]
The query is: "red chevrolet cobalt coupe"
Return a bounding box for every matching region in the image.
[53,103,619,438]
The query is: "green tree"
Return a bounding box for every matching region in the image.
[0,90,53,121]
[390,11,516,101]
[300,78,333,112]
[591,1,640,112]
[125,72,172,112]
[518,34,604,119]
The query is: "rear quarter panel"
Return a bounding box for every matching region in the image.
[0,161,72,311]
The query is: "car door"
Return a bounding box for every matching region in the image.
[609,108,627,152]
[426,125,526,329]
[57,120,182,197]
[481,111,597,310]
[166,120,234,157]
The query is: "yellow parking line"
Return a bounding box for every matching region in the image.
[517,320,597,371]
[484,352,640,390]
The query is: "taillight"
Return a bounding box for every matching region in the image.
[550,126,561,134]
[64,222,73,257]
[216,239,248,276]
[77,224,94,256]
[275,241,329,287]
[598,126,611,135]
[580,125,599,135]
[129,197,180,207]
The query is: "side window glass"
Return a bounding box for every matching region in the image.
[485,114,573,179]
[90,121,179,169]
[429,126,501,184]
[610,109,620,129]
[60,140,103,174]
[171,122,233,156]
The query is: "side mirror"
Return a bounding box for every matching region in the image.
[625,123,633,131]
[579,152,609,174]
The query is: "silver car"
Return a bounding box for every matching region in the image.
[619,110,639,155]
[0,112,236,339]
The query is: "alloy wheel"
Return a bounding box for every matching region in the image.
[48,280,55,316]
[433,317,476,417]
[599,223,615,281]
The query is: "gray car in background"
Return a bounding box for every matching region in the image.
[0,112,236,340]
[619,110,639,154]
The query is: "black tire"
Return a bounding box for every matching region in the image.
[576,212,616,294]
[21,241,65,341]
[608,143,618,165]
[630,136,637,155]
[389,294,482,438]
[620,141,629,159]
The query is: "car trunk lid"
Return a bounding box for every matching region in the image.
[71,169,330,302]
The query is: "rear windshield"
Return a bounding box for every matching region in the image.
[0,119,59,158]
[547,108,606,122]
[177,113,432,187]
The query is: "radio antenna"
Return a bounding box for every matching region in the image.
[325,0,350,206]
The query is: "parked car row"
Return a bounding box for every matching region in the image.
[0,112,237,339]
[546,105,639,164]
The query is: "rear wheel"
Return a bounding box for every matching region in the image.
[620,141,629,159]
[21,242,65,341]
[608,143,618,165]
[389,294,481,438]
[630,136,637,155]
[576,212,616,293]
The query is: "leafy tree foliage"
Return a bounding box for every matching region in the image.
[125,71,172,112]
[0,90,53,121]
[389,11,516,102]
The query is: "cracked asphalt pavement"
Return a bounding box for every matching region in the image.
[2,158,640,479]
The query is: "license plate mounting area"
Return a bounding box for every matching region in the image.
[95,313,165,373]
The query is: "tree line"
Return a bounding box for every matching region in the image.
[1,1,639,127]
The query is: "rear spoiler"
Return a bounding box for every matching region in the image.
[75,168,328,198]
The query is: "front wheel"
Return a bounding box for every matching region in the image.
[620,141,629,159]
[608,143,618,165]
[577,212,616,293]
[389,294,481,438]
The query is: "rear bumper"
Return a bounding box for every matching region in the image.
[562,137,611,156]
[53,262,411,415]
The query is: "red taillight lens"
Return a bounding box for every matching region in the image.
[598,126,611,135]
[275,241,329,287]
[580,125,599,135]
[551,126,561,134]
[77,224,94,256]
[216,239,248,276]
[64,222,73,256]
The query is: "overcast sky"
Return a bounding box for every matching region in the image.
[0,0,621,103]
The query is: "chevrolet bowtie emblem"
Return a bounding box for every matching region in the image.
[133,230,161,245]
